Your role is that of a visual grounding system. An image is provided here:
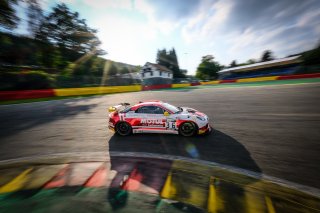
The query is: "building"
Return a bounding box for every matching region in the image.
[140,62,173,86]
[218,56,302,80]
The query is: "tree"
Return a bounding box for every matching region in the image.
[195,55,222,80]
[230,60,237,67]
[0,0,20,29]
[40,45,63,68]
[156,48,184,78]
[119,66,129,74]
[180,69,187,75]
[26,0,44,38]
[106,63,118,76]
[247,59,256,64]
[261,50,274,62]
[36,3,104,55]
[302,42,320,66]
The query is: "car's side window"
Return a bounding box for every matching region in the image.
[136,106,153,114]
[135,106,165,114]
[121,107,132,113]
[153,107,164,114]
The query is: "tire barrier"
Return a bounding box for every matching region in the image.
[172,83,191,88]
[190,82,201,86]
[142,84,172,91]
[54,85,141,97]
[219,79,237,84]
[277,73,320,80]
[199,73,320,86]
[237,76,278,83]
[1,73,319,101]
[0,89,55,101]
[200,80,219,85]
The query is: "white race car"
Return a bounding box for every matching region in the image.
[108,100,211,136]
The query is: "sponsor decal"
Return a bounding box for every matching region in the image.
[141,119,164,125]
[125,113,164,118]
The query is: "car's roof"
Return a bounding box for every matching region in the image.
[134,101,163,107]
[131,101,166,110]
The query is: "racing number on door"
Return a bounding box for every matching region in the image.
[167,121,176,130]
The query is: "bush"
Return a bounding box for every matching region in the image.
[0,71,55,90]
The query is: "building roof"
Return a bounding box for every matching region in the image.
[145,62,173,73]
[219,55,302,73]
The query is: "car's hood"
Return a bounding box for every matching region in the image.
[179,107,207,117]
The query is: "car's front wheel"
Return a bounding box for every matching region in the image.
[115,121,132,136]
[179,122,197,137]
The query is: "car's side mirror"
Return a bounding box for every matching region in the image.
[108,107,116,112]
[164,111,170,116]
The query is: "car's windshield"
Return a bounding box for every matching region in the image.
[162,103,180,113]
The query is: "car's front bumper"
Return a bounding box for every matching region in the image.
[108,121,115,132]
[198,124,212,135]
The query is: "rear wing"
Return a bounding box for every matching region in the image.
[108,103,130,112]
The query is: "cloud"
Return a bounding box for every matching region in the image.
[135,0,202,35]
[82,0,133,10]
[182,0,233,43]
[178,0,320,64]
[139,0,201,21]
[297,9,320,28]
[37,0,320,70]
[226,0,318,30]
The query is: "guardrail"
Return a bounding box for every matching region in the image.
[1,73,319,101]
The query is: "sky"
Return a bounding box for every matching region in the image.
[15,0,320,75]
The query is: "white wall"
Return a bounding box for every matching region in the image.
[140,64,172,79]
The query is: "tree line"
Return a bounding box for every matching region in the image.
[154,48,288,80]
[0,1,140,90]
[1,1,105,71]
[195,45,320,80]
[229,50,275,68]
[1,0,319,87]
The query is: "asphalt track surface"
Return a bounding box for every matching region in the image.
[0,82,320,190]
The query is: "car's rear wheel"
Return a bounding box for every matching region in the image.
[179,122,197,137]
[115,121,132,136]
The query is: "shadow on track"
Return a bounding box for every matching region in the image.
[109,129,261,173]
[0,99,98,138]
[108,129,263,212]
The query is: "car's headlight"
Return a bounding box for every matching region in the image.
[196,116,206,121]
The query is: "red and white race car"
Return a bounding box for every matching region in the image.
[108,100,211,136]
